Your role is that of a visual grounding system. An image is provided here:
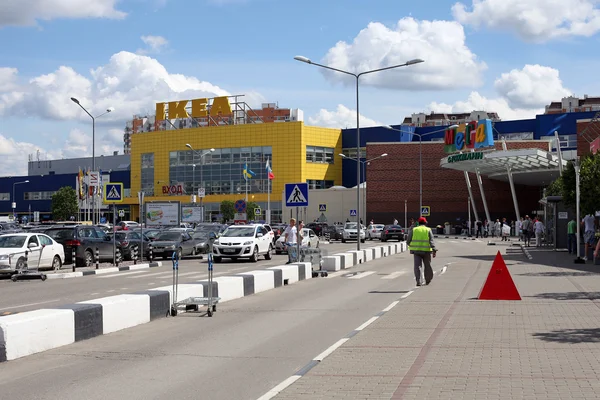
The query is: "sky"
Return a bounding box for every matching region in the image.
[1,0,600,176]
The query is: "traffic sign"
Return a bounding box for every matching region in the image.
[350,209,357,217]
[118,209,125,218]
[198,188,206,198]
[255,208,261,216]
[421,206,431,216]
[319,204,327,212]
[285,183,309,207]
[234,199,247,213]
[103,182,123,203]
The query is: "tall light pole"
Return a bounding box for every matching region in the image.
[186,144,215,223]
[13,180,29,221]
[340,153,388,222]
[295,55,424,250]
[70,97,114,224]
[384,125,458,215]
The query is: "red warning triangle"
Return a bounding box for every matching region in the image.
[478,251,521,300]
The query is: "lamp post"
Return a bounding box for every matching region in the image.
[70,97,114,224]
[13,180,29,221]
[383,125,458,214]
[295,55,424,251]
[186,144,215,223]
[340,153,388,222]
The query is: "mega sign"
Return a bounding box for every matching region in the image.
[444,119,494,154]
[156,96,233,120]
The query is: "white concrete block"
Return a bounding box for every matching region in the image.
[93,267,120,275]
[213,276,246,302]
[321,256,342,271]
[267,265,300,284]
[372,246,382,259]
[240,270,276,294]
[348,250,364,264]
[401,242,407,252]
[147,283,203,305]
[47,272,83,279]
[334,252,355,269]
[127,263,154,271]
[389,244,397,254]
[80,294,150,334]
[363,248,374,262]
[0,309,74,361]
[291,262,312,279]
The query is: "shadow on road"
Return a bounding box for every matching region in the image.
[527,292,600,301]
[368,290,409,294]
[532,328,600,344]
[517,271,599,277]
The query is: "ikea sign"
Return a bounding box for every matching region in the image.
[444,119,494,154]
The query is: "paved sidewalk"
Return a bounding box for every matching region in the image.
[274,247,600,399]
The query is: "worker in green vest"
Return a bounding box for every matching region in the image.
[407,217,437,286]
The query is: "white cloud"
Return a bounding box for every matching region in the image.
[0,68,18,91]
[494,65,571,109]
[0,0,126,27]
[0,133,60,176]
[308,104,381,129]
[138,35,169,55]
[62,128,123,159]
[452,0,600,41]
[320,17,487,91]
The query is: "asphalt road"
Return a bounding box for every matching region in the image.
[0,240,395,314]
[0,237,496,400]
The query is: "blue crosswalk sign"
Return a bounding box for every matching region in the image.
[350,209,357,216]
[285,183,309,207]
[103,182,123,203]
[319,204,326,212]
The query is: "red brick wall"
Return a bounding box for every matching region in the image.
[576,120,600,157]
[366,141,550,226]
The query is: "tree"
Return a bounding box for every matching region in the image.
[247,201,259,221]
[52,187,79,221]
[220,200,235,223]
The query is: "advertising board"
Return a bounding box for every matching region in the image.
[145,202,180,227]
[182,206,203,223]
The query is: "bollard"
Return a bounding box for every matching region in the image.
[95,247,99,270]
[72,247,76,272]
[24,250,29,271]
[149,243,153,262]
[115,248,121,267]
[133,245,138,265]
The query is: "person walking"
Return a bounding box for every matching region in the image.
[283,218,298,264]
[407,217,437,287]
[476,220,483,238]
[582,214,596,261]
[567,217,577,254]
[534,218,545,247]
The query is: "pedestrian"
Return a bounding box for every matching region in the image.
[521,215,532,246]
[518,217,524,241]
[483,219,489,238]
[407,217,437,287]
[393,217,398,225]
[501,219,510,241]
[533,218,545,247]
[567,217,577,254]
[476,219,483,238]
[494,219,501,239]
[582,214,596,261]
[283,218,298,264]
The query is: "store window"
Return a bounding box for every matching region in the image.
[141,153,155,196]
[341,148,366,159]
[306,180,335,190]
[24,191,56,200]
[306,146,335,164]
[0,193,9,201]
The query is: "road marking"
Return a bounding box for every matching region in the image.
[0,299,61,311]
[106,290,115,293]
[400,290,414,299]
[98,271,146,278]
[382,300,400,312]
[313,338,349,361]
[147,283,155,285]
[90,293,99,296]
[256,375,302,400]
[129,271,171,278]
[325,270,347,279]
[348,271,376,280]
[441,265,448,275]
[355,316,379,331]
[381,271,407,280]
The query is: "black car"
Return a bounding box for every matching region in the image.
[190,231,212,255]
[323,225,343,241]
[380,225,405,242]
[44,225,121,267]
[0,223,23,234]
[107,231,151,260]
[307,222,328,237]
[151,231,197,259]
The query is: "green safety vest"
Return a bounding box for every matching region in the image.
[409,226,432,252]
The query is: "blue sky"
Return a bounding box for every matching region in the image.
[1,0,599,175]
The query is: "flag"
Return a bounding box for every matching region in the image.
[266,159,274,180]
[78,168,84,199]
[243,163,256,180]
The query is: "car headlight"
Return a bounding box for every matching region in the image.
[0,254,7,260]
[169,245,176,249]
[243,241,253,246]
[214,240,220,245]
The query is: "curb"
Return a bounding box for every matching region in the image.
[46,262,163,280]
[519,244,533,260]
[0,244,407,363]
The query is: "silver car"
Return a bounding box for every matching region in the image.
[367,224,385,240]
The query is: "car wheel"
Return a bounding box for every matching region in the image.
[361,239,365,243]
[342,239,346,243]
[52,255,62,271]
[84,250,94,267]
[265,244,273,260]
[250,246,259,263]
[16,257,26,269]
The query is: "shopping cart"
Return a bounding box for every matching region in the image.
[284,242,327,277]
[10,246,48,282]
[170,232,220,317]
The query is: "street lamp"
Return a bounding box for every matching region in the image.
[384,125,458,214]
[340,153,388,221]
[70,97,114,224]
[13,180,29,221]
[186,144,215,222]
[295,55,424,250]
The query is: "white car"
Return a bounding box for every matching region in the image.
[342,222,366,243]
[275,228,320,254]
[212,224,273,262]
[367,224,385,240]
[0,233,65,272]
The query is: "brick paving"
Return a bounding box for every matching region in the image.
[275,246,600,399]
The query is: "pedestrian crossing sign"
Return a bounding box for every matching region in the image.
[319,204,326,212]
[285,183,309,207]
[350,209,357,216]
[421,206,430,216]
[103,182,123,203]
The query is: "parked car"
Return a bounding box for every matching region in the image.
[380,225,405,242]
[0,222,23,235]
[323,225,344,241]
[213,224,273,262]
[0,233,65,272]
[306,222,328,237]
[115,221,139,231]
[274,228,320,254]
[262,223,276,243]
[190,231,212,255]
[195,223,228,237]
[271,224,287,241]
[367,224,385,240]
[107,231,150,260]
[144,228,163,241]
[44,225,121,267]
[342,222,366,243]
[151,230,197,259]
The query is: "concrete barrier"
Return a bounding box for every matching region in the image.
[346,250,364,265]
[372,246,383,259]
[363,248,374,262]
[267,264,304,284]
[80,294,150,334]
[321,256,342,271]
[334,253,354,269]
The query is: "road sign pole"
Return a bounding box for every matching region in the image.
[296,207,300,263]
[113,204,117,265]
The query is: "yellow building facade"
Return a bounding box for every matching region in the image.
[124,122,342,222]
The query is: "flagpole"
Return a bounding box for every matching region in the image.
[245,158,248,204]
[267,158,271,225]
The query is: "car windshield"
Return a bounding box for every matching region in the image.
[197,225,220,233]
[345,223,358,229]
[0,235,26,248]
[222,227,255,237]
[145,230,161,238]
[375,225,385,229]
[191,231,209,240]
[156,232,182,241]
[45,229,75,240]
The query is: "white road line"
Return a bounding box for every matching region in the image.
[106,290,115,293]
[90,292,99,296]
[98,271,147,278]
[400,290,414,299]
[325,270,347,279]
[382,300,400,312]
[0,299,61,311]
[128,271,171,278]
[381,271,407,280]
[313,338,349,361]
[147,283,155,286]
[256,375,302,400]
[441,265,448,275]
[348,271,376,280]
[355,316,379,331]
